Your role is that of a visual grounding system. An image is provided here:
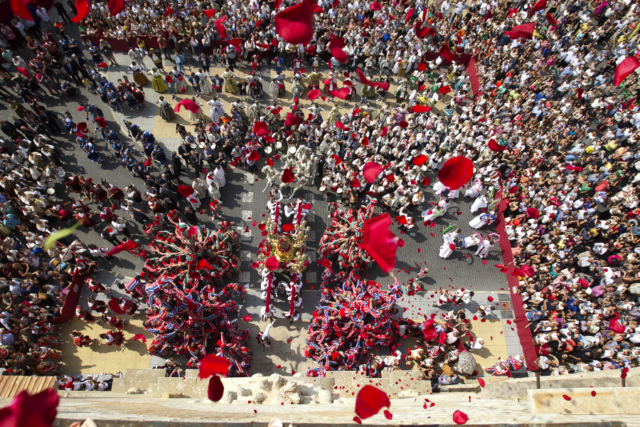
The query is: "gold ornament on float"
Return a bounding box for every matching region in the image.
[255,217,310,274]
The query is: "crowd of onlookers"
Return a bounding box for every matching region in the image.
[0,0,636,381]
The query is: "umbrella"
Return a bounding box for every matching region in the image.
[455,352,477,376]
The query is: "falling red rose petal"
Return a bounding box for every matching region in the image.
[438,156,474,190]
[207,375,224,402]
[453,410,469,425]
[198,355,231,380]
[355,385,391,419]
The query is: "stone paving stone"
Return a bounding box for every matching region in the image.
[241,192,254,203]
[306,272,317,284]
[306,250,317,262]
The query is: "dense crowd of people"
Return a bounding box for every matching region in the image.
[0,0,636,383]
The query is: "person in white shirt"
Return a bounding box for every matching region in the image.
[36,7,52,30]
[257,319,276,348]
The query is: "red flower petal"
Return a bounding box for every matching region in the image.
[453,410,468,424]
[261,230,268,236]
[355,385,390,419]
[10,0,33,20]
[329,36,350,63]
[1,389,59,427]
[265,256,280,271]
[281,167,295,183]
[283,223,295,232]
[198,354,231,379]
[132,333,147,343]
[417,248,421,253]
[488,138,508,152]
[526,207,540,219]
[411,105,432,113]
[274,0,315,45]
[253,121,270,136]
[384,410,393,420]
[242,315,252,321]
[208,375,225,402]
[482,260,487,265]
[487,296,494,302]
[562,395,571,401]
[359,214,401,273]
[591,391,597,397]
[477,378,485,387]
[438,156,474,190]
[412,154,428,166]
[353,416,362,424]
[520,265,535,277]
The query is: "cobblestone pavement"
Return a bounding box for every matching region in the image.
[8,15,523,376]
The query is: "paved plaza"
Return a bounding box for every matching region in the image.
[7,17,524,377]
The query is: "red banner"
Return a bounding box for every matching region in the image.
[466,57,480,99]
[60,271,85,320]
[496,197,538,372]
[81,35,164,52]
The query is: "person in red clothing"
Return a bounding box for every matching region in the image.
[70,331,93,347]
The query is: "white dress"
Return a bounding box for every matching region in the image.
[433,181,447,195]
[461,233,482,249]
[174,72,188,92]
[208,100,225,123]
[422,207,444,222]
[439,232,458,259]
[213,166,226,187]
[465,180,482,198]
[200,75,213,96]
[469,213,494,229]
[208,183,221,200]
[475,240,493,258]
[470,195,488,213]
[188,195,201,210]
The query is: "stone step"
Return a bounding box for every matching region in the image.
[482,367,640,400]
[147,377,202,398]
[111,369,166,394]
[529,387,640,415]
[386,370,432,397]
[147,374,335,400]
[115,368,431,399]
[323,370,431,398]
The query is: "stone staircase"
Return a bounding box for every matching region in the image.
[111,368,431,399]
